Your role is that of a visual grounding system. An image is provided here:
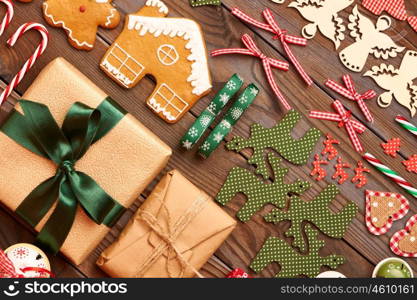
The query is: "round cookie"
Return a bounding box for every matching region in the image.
[42,0,120,50]
[5,243,51,278]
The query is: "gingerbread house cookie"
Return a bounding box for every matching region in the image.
[43,0,120,51]
[100,0,212,123]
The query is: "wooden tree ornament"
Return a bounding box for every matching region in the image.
[250,225,345,278]
[288,0,354,49]
[364,50,417,117]
[216,153,311,222]
[264,184,358,252]
[339,5,405,72]
[226,110,321,179]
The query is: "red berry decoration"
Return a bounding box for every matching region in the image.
[79,5,86,13]
[402,155,417,174]
[381,138,401,158]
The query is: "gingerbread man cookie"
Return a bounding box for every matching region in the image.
[42,0,120,50]
[100,0,212,123]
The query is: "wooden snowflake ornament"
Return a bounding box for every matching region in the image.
[289,0,354,49]
[339,5,405,72]
[364,50,417,117]
[381,138,401,157]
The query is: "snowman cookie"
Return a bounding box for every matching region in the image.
[4,244,51,278]
[43,0,120,50]
[365,190,409,236]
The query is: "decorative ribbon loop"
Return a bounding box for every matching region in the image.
[325,75,376,122]
[231,7,312,85]
[212,34,291,110]
[0,99,126,253]
[309,100,366,153]
[0,250,53,278]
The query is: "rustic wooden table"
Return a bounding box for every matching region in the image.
[0,0,416,278]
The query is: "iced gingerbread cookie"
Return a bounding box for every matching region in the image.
[365,190,409,236]
[100,0,212,123]
[42,0,120,50]
[4,243,51,278]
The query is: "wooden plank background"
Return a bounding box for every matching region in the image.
[0,0,416,278]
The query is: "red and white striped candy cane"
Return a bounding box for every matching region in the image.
[0,22,49,106]
[0,0,14,36]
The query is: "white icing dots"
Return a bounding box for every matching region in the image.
[145,0,169,14]
[372,202,378,207]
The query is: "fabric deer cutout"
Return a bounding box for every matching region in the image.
[216,153,311,222]
[289,0,354,49]
[339,5,405,73]
[364,50,417,117]
[226,110,321,179]
[250,225,345,278]
[264,184,358,252]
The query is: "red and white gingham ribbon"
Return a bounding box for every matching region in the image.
[211,34,291,110]
[0,0,13,36]
[309,100,366,153]
[325,75,376,123]
[0,22,49,106]
[0,250,52,278]
[232,8,312,86]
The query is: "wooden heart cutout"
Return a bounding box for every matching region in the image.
[365,190,409,236]
[390,214,417,258]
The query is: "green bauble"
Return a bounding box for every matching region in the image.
[376,260,412,278]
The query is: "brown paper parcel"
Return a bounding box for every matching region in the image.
[97,170,237,278]
[0,58,172,265]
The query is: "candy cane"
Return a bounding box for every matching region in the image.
[395,115,417,138]
[0,0,13,36]
[0,22,49,106]
[363,153,417,199]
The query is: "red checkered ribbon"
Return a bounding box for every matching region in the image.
[309,100,366,153]
[211,34,291,110]
[232,8,312,86]
[0,249,53,278]
[362,0,417,32]
[325,75,376,123]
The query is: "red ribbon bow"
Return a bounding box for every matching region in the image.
[211,34,291,110]
[0,249,52,278]
[325,75,376,123]
[309,100,366,153]
[232,7,312,86]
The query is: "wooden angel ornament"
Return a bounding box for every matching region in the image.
[339,5,405,72]
[288,0,354,49]
[365,50,417,117]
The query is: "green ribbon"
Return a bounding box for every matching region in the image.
[0,98,127,254]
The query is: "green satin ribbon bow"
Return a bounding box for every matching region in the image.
[0,98,127,254]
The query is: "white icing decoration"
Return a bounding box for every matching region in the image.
[101,43,145,87]
[105,8,118,26]
[6,245,50,278]
[127,15,212,95]
[146,0,169,14]
[148,83,188,121]
[157,44,179,65]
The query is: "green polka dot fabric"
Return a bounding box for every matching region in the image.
[250,225,345,278]
[181,74,243,150]
[216,153,311,222]
[264,184,358,252]
[190,0,221,6]
[226,110,321,179]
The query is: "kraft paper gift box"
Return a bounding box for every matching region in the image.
[0,58,172,265]
[97,170,237,278]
